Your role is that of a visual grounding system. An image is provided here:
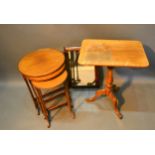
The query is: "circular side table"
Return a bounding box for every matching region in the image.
[18,48,74,128]
[18,48,65,77]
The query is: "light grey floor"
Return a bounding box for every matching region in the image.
[0,79,155,130]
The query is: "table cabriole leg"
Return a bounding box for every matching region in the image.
[86,67,123,119]
[86,89,106,102]
[107,91,123,119]
[106,67,123,119]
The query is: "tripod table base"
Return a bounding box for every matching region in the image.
[86,67,123,119]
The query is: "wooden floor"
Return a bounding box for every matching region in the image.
[0,79,155,130]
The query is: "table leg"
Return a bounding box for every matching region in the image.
[22,75,40,115]
[86,67,123,119]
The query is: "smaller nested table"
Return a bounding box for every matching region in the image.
[78,39,149,119]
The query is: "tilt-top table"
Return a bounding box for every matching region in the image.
[78,39,149,119]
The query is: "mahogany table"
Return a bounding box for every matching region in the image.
[78,39,149,119]
[18,48,65,78]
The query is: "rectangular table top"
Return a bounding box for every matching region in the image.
[78,39,149,68]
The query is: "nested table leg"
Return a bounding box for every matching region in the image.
[86,67,123,119]
[22,75,40,115]
[64,82,75,119]
[35,88,51,128]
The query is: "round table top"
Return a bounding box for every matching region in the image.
[29,64,65,82]
[18,48,65,77]
[32,70,67,89]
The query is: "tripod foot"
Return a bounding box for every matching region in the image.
[115,110,123,119]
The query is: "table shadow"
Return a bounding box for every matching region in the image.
[115,77,132,110]
[115,45,155,79]
[114,44,155,110]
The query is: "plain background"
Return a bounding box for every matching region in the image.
[0,24,155,83]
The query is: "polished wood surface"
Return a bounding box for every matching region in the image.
[29,64,65,82]
[32,71,67,89]
[79,39,149,119]
[18,48,65,77]
[79,39,149,67]
[19,48,75,128]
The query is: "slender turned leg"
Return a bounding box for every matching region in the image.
[22,75,40,115]
[108,91,123,119]
[64,82,75,119]
[35,88,51,128]
[86,67,123,119]
[29,81,43,114]
[105,67,122,119]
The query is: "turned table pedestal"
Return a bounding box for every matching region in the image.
[78,39,149,119]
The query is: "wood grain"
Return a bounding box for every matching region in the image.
[78,39,149,68]
[18,48,65,77]
[28,64,65,82]
[32,71,67,89]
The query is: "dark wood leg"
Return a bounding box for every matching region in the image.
[22,75,40,115]
[28,81,41,115]
[86,67,123,119]
[107,91,123,119]
[64,82,75,119]
[35,88,51,128]
[86,89,106,102]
